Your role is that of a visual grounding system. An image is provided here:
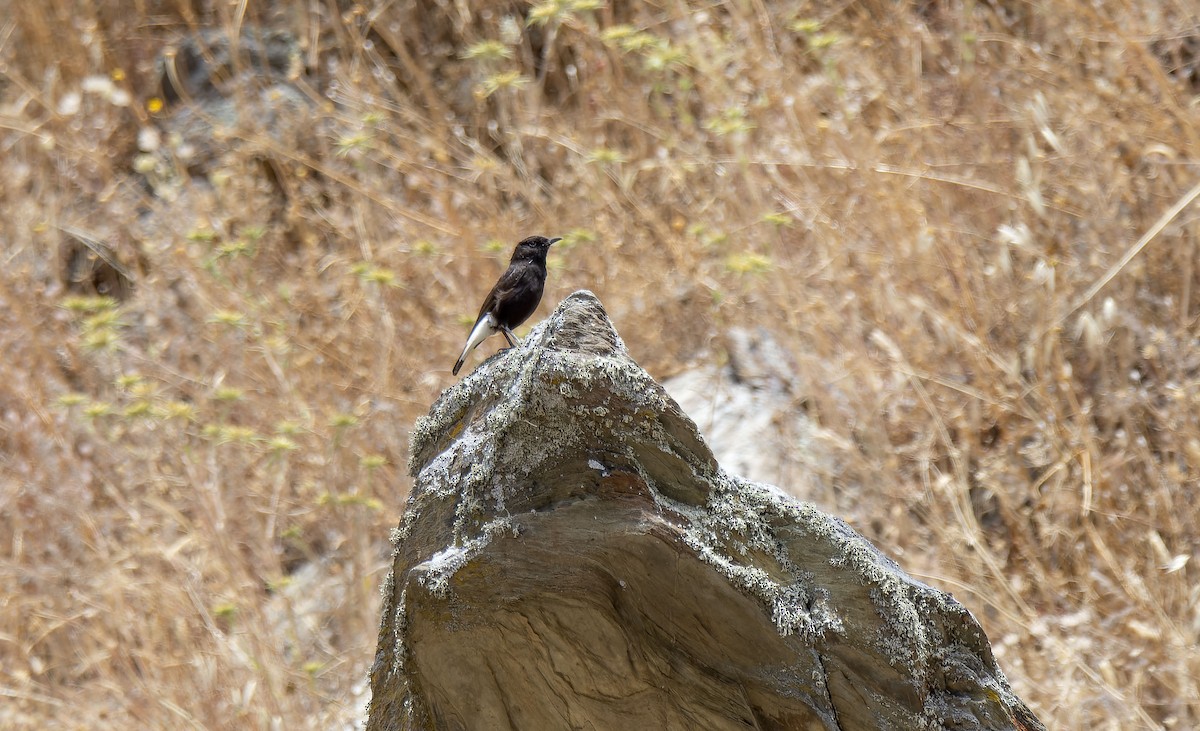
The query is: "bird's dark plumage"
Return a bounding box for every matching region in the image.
[453,235,560,375]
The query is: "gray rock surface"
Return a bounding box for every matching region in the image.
[662,327,836,499]
[367,290,1044,731]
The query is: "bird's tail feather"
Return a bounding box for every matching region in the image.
[452,314,498,376]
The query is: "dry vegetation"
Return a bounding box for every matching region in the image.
[1,0,1198,728]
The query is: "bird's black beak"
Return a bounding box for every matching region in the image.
[549,237,563,245]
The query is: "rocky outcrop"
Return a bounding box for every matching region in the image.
[367,290,1044,731]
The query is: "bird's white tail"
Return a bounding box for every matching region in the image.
[453,313,498,375]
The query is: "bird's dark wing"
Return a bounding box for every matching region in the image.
[473,260,542,328]
[494,264,545,328]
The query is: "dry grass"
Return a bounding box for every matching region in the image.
[1,1,1198,728]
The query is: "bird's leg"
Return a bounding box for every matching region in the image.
[500,327,521,348]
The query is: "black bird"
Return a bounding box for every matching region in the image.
[453,235,561,375]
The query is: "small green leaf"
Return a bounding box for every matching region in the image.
[461,40,513,62]
[214,387,244,402]
[586,147,626,165]
[527,0,566,26]
[481,71,530,96]
[83,328,120,351]
[186,228,218,242]
[60,295,117,313]
[330,413,359,429]
[725,252,773,274]
[123,401,153,418]
[84,401,114,418]
[208,310,246,327]
[269,436,299,452]
[788,18,821,34]
[116,374,143,389]
[360,454,388,469]
[57,393,88,407]
[160,401,196,421]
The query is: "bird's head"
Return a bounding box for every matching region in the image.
[511,235,562,262]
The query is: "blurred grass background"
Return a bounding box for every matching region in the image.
[1,0,1198,728]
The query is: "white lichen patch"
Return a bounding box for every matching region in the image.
[773,583,844,641]
[678,519,845,641]
[489,483,506,512]
[388,586,409,676]
[412,518,514,598]
[416,545,471,595]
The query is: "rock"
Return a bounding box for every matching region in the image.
[662,327,836,499]
[157,28,303,106]
[367,291,1045,731]
[141,28,319,201]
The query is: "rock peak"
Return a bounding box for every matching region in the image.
[370,291,1044,731]
[541,289,627,356]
